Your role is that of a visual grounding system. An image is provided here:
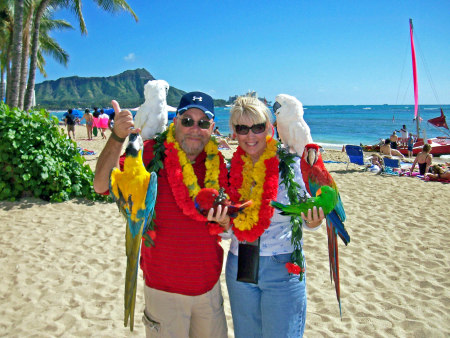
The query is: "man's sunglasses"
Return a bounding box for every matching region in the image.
[234,123,266,135]
[180,117,211,129]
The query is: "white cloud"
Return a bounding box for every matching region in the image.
[124,53,136,62]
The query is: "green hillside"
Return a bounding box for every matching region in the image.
[35,68,187,109]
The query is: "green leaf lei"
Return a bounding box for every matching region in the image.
[141,130,169,246]
[277,145,306,281]
[146,129,169,174]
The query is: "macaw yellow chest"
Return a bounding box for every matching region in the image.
[110,156,151,220]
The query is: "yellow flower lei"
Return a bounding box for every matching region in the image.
[233,136,278,231]
[166,123,220,198]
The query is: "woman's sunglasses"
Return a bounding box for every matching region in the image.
[234,123,266,135]
[180,117,211,129]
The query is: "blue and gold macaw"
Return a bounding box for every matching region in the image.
[109,133,157,331]
[300,143,350,318]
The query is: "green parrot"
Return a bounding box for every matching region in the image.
[270,185,337,217]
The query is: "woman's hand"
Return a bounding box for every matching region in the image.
[301,206,325,229]
[207,205,231,231]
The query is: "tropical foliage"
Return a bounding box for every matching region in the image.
[0,101,108,202]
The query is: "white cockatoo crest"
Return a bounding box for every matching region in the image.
[273,94,313,156]
[134,80,170,140]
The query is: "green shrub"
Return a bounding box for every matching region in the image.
[0,102,108,202]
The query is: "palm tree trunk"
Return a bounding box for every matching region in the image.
[1,67,5,103]
[6,60,11,106]
[24,0,50,111]
[8,0,25,108]
[18,7,34,110]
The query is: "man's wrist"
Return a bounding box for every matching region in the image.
[111,129,126,143]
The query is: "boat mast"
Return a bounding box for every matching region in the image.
[409,18,420,139]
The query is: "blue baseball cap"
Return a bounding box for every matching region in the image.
[176,91,215,120]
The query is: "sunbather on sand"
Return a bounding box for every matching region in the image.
[425,165,450,180]
[380,139,405,158]
[410,144,432,175]
[366,154,384,173]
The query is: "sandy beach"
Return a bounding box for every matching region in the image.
[1,124,449,337]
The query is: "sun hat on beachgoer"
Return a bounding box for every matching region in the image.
[176,91,215,120]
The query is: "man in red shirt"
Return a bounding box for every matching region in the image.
[94,92,230,337]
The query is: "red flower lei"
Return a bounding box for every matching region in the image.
[162,140,229,223]
[228,137,279,242]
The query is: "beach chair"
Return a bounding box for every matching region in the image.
[382,157,401,176]
[345,145,365,169]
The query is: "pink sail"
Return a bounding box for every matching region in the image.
[410,19,419,118]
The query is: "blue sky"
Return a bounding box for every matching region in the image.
[36,0,450,105]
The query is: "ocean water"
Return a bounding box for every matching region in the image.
[216,105,450,149]
[50,104,450,150]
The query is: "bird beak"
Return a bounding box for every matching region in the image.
[125,133,142,157]
[272,101,281,115]
[307,148,318,166]
[316,187,322,196]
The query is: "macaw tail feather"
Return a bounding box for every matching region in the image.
[238,199,253,211]
[228,199,254,218]
[124,223,144,331]
[326,219,342,319]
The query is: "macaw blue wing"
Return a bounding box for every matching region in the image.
[327,209,350,245]
[143,172,158,234]
[308,175,348,241]
[334,193,346,222]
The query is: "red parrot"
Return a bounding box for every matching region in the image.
[194,187,252,218]
[300,143,350,318]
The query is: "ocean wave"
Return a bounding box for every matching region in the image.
[317,142,345,150]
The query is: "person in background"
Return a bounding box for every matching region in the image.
[92,107,100,118]
[108,110,115,130]
[93,92,229,338]
[92,107,100,137]
[214,126,221,136]
[389,131,398,149]
[407,134,415,158]
[397,124,408,146]
[224,96,324,337]
[64,108,76,140]
[80,108,94,140]
[410,143,432,176]
[366,154,384,173]
[380,139,405,158]
[426,165,450,180]
[98,109,109,139]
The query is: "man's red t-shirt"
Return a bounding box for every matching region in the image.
[119,140,224,296]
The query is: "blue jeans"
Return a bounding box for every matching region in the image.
[226,251,307,338]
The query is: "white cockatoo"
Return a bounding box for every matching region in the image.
[273,94,313,156]
[134,79,170,140]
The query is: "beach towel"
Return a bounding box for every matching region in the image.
[382,167,399,176]
[423,176,450,184]
[77,147,96,155]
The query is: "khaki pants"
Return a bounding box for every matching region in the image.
[142,281,227,338]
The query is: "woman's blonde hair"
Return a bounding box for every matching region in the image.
[229,96,272,131]
[423,143,432,152]
[432,165,444,175]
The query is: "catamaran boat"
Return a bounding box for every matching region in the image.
[395,19,450,157]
